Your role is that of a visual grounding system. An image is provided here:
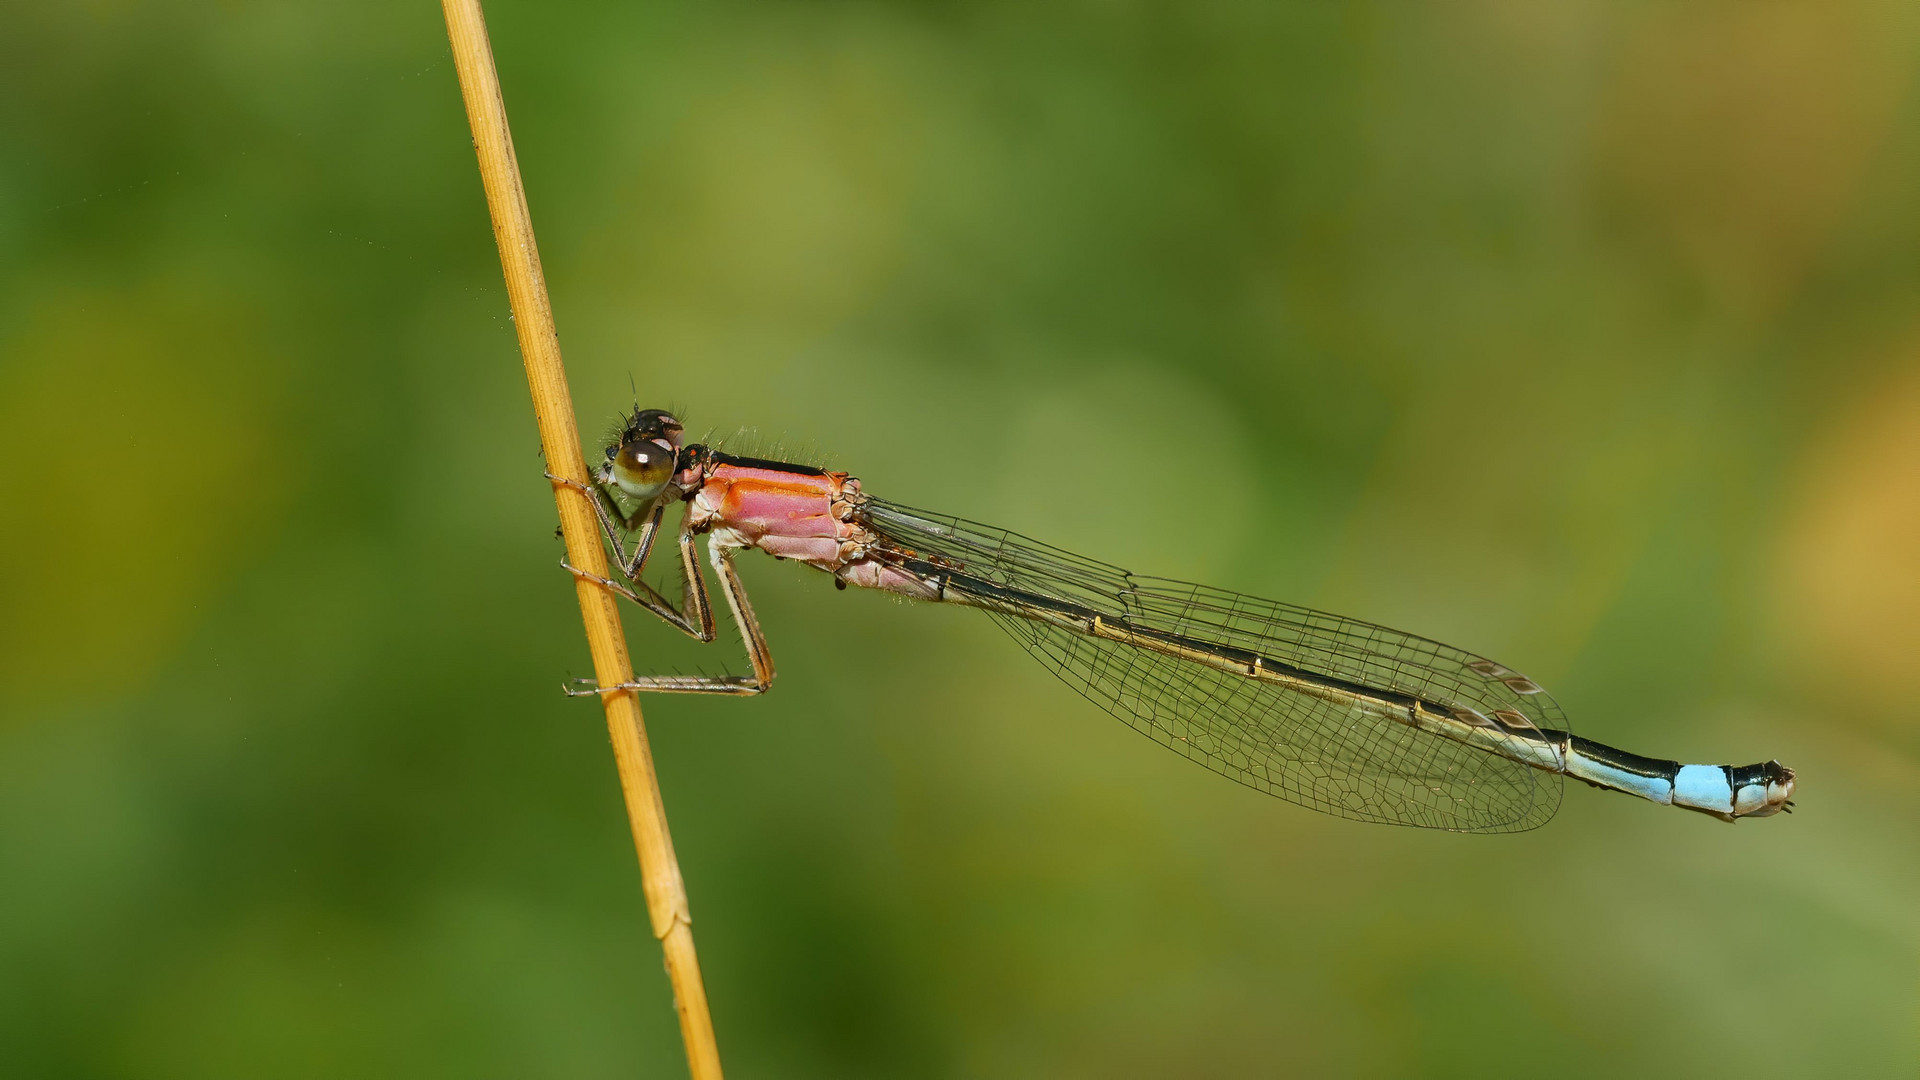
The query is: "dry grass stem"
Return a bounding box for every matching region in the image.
[440,2,723,1075]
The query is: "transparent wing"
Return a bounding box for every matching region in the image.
[862,499,1566,832]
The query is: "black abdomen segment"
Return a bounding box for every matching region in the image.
[891,554,1795,819]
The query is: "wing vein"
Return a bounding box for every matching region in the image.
[863,499,1565,832]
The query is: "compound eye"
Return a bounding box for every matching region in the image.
[612,439,674,502]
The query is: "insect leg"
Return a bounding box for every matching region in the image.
[568,535,773,696]
[560,506,717,642]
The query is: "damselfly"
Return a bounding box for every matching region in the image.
[549,408,1795,833]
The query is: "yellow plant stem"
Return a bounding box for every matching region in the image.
[440,2,723,1076]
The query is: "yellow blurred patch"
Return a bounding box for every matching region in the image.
[1594,0,1909,320]
[0,274,287,717]
[1772,355,1920,724]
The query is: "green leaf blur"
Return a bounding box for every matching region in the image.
[2,1,1916,1076]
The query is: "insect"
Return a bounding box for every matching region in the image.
[548,407,1795,833]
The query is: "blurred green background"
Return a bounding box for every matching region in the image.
[3,0,1917,1075]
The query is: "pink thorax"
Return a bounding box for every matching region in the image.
[685,462,941,600]
[687,462,861,568]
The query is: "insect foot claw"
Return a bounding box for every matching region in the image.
[564,677,606,697]
[544,470,592,492]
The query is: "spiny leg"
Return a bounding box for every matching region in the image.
[569,537,774,697]
[562,515,716,641]
[549,472,714,641]
[547,470,654,574]
[547,469,769,692]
